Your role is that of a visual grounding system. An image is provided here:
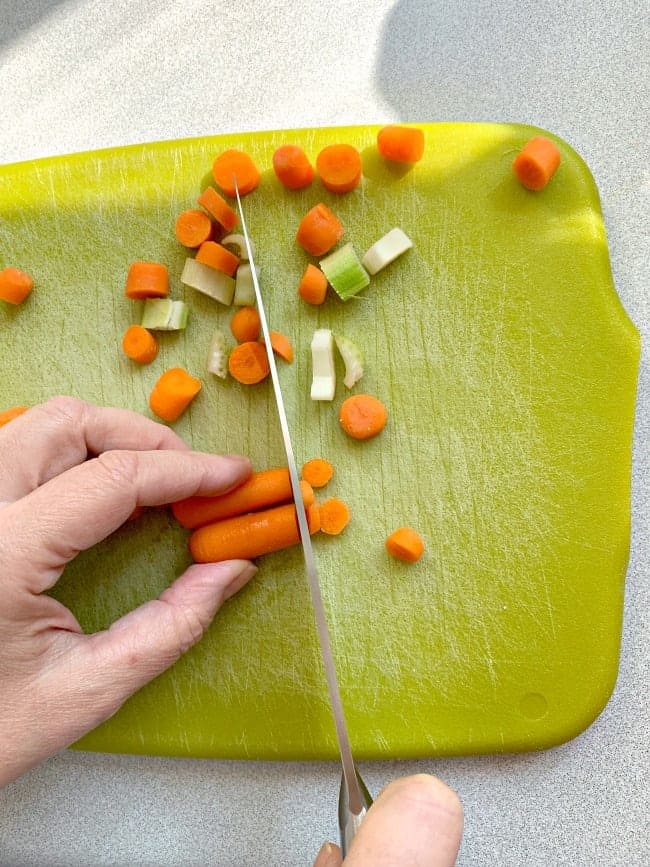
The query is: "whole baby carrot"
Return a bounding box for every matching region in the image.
[189,501,321,562]
[172,468,315,528]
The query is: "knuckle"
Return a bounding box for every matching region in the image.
[41,395,88,424]
[95,449,140,489]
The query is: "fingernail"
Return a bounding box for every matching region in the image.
[318,843,333,856]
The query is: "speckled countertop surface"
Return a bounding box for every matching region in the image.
[0,1,648,865]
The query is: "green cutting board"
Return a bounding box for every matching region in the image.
[0,123,639,759]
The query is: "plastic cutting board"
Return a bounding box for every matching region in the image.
[0,123,640,759]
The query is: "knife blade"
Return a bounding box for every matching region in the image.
[232,180,371,853]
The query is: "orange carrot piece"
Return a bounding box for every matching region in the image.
[121,325,159,365]
[339,393,388,440]
[174,209,214,248]
[228,341,270,384]
[230,306,261,342]
[195,241,240,276]
[0,406,28,427]
[513,136,562,191]
[212,149,260,197]
[127,505,147,522]
[269,330,293,363]
[377,125,425,163]
[189,501,320,563]
[301,457,334,488]
[296,203,344,256]
[125,261,169,300]
[149,367,201,422]
[385,527,425,562]
[197,186,238,232]
[172,467,314,528]
[0,267,34,305]
[298,263,328,305]
[316,144,362,194]
[319,498,350,535]
[272,144,314,190]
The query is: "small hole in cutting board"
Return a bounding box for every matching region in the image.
[519,692,549,720]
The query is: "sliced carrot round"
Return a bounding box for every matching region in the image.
[121,325,159,364]
[316,144,362,193]
[230,306,261,343]
[272,145,314,190]
[0,267,34,305]
[319,498,350,535]
[301,458,334,488]
[512,137,561,191]
[298,264,328,305]
[149,367,202,422]
[174,209,213,248]
[228,341,270,384]
[377,126,425,163]
[196,241,240,276]
[385,527,424,562]
[296,203,344,256]
[125,261,169,299]
[339,394,388,440]
[212,149,261,197]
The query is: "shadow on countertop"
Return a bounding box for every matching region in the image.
[1,0,74,51]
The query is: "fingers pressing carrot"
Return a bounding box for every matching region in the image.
[339,394,388,440]
[230,306,261,342]
[0,267,34,305]
[121,325,159,365]
[319,498,350,535]
[385,527,424,562]
[513,136,561,191]
[228,341,270,384]
[212,149,260,197]
[273,145,314,190]
[316,144,362,194]
[197,186,238,232]
[296,203,344,256]
[174,209,213,248]
[377,125,425,163]
[301,458,334,488]
[189,501,321,563]
[149,367,202,422]
[298,264,328,305]
[0,406,28,427]
[172,468,314,528]
[125,261,169,299]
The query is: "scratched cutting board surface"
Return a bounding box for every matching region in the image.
[0,123,640,759]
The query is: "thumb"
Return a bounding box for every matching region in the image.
[80,559,257,716]
[345,775,463,867]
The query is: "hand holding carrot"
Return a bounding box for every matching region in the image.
[0,397,256,788]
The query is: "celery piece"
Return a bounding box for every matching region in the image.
[361,228,413,275]
[222,234,254,261]
[180,257,235,305]
[319,243,370,301]
[233,263,257,306]
[310,328,336,401]
[141,299,188,331]
[206,328,229,379]
[334,334,364,388]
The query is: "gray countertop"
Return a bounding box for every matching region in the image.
[0,1,648,864]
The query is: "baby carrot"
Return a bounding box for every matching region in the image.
[212,149,261,197]
[230,306,261,342]
[296,203,344,256]
[149,367,202,422]
[301,458,334,488]
[298,263,328,305]
[196,241,240,277]
[189,501,321,563]
[385,527,424,562]
[174,209,214,248]
[0,406,28,427]
[172,468,315,528]
[316,144,362,194]
[197,186,238,232]
[272,144,314,190]
[339,393,388,440]
[512,136,561,191]
[269,330,293,363]
[319,498,350,535]
[228,341,270,384]
[377,125,425,163]
[125,262,169,299]
[0,267,34,305]
[121,325,159,364]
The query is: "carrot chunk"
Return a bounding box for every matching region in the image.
[298,264,328,305]
[269,330,294,363]
[377,126,425,163]
[149,367,201,422]
[339,394,388,440]
[0,267,34,305]
[228,341,270,384]
[125,262,169,300]
[121,325,159,364]
[197,186,238,232]
[512,136,561,191]
[174,209,214,248]
[385,527,425,562]
[301,458,334,488]
[0,406,28,427]
[272,144,314,190]
[316,144,362,193]
[212,149,260,197]
[230,306,261,342]
[195,241,240,277]
[296,203,344,256]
